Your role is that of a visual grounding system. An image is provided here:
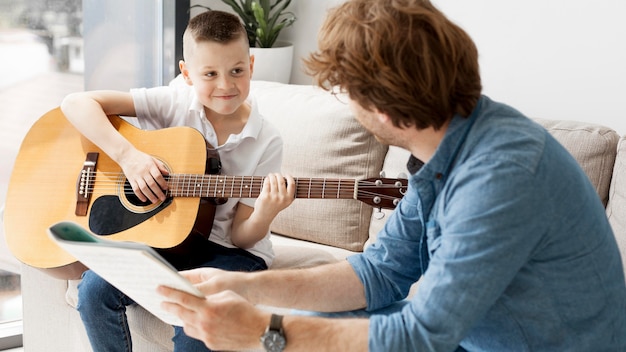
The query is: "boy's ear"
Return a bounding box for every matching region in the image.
[179,60,193,85]
[249,54,255,78]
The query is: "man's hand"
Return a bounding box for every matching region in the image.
[158,286,269,351]
[176,267,256,302]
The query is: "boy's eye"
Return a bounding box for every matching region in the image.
[231,68,244,75]
[205,71,217,77]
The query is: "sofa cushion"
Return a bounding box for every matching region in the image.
[606,136,626,277]
[251,81,388,251]
[534,118,619,206]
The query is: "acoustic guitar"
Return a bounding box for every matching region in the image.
[4,108,407,279]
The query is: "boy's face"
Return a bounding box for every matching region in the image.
[179,35,253,117]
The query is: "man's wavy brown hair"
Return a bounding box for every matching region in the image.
[304,0,482,130]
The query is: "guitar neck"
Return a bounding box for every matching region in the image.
[166,174,356,200]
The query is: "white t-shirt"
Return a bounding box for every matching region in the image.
[129,83,283,266]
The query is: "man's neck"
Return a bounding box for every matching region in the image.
[404,120,449,164]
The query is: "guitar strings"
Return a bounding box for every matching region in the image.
[78,171,406,202]
[80,173,405,191]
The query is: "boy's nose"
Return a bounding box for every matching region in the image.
[217,74,234,89]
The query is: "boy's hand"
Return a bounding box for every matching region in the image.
[119,149,170,203]
[230,173,296,248]
[255,173,296,219]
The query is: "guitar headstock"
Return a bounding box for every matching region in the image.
[356,177,408,210]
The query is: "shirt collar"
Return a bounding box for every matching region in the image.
[409,96,484,181]
[190,94,262,151]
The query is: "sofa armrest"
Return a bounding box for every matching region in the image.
[21,263,91,351]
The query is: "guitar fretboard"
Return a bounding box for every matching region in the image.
[166,175,357,200]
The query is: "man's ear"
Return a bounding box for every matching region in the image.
[376,110,391,124]
[179,60,193,86]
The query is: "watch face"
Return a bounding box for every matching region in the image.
[262,331,286,352]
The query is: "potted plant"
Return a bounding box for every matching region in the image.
[221,0,296,48]
[221,0,296,83]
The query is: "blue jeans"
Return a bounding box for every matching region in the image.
[77,236,267,352]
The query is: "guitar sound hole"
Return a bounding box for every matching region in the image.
[124,180,154,207]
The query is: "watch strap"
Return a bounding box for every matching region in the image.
[269,314,284,332]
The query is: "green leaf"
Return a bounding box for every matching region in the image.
[222,0,295,48]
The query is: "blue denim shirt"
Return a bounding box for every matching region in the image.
[348,96,626,351]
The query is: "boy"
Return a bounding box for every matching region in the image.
[61,10,295,352]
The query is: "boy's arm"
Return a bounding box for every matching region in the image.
[230,173,296,249]
[60,91,169,203]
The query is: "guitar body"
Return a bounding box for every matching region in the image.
[4,108,208,278]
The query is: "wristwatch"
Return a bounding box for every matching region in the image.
[260,314,287,352]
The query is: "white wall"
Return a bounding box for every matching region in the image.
[435,0,626,134]
[195,0,626,134]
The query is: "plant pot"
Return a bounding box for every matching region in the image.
[250,41,294,83]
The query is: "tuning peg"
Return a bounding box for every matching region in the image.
[379,170,386,178]
[373,208,385,220]
[397,172,408,179]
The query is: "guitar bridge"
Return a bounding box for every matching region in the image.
[75,152,99,216]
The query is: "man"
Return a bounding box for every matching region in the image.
[159,1,626,351]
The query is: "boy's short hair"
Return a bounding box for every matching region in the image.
[183,10,248,60]
[305,0,482,130]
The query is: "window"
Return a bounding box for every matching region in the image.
[0,0,83,348]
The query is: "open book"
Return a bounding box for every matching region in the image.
[47,221,203,326]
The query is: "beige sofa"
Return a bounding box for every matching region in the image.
[18,81,626,351]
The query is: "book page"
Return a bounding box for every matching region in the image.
[48,222,203,326]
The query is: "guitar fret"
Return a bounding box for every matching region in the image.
[186,174,190,197]
[171,175,176,197]
[206,175,210,196]
[214,176,220,197]
[322,178,326,198]
[194,174,199,197]
[185,174,190,197]
[337,179,341,199]
[217,176,222,197]
[176,174,182,197]
[205,174,210,197]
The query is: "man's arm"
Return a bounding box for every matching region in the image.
[187,260,366,312]
[159,260,369,351]
[279,314,369,352]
